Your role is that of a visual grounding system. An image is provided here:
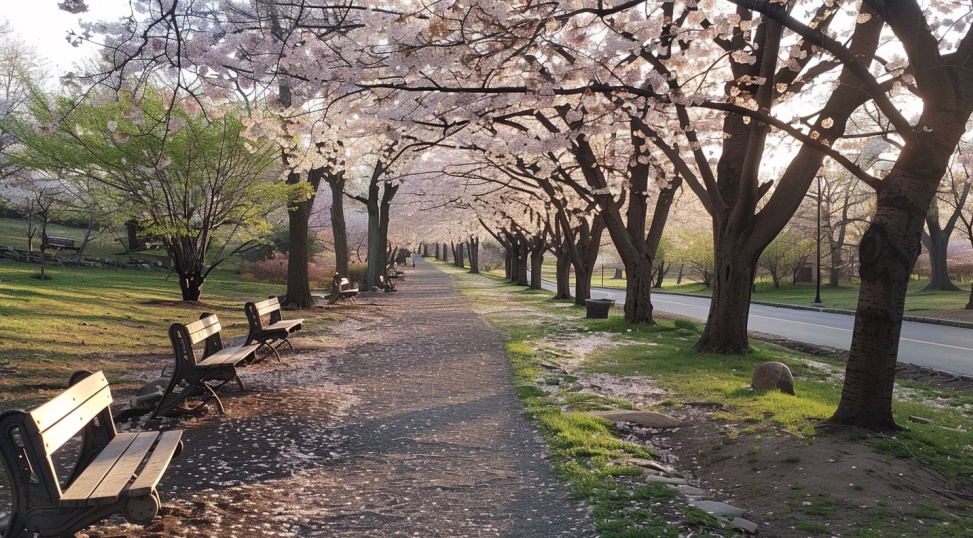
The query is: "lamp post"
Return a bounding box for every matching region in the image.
[814,175,823,304]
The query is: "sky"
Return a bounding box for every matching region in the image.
[1,0,130,76]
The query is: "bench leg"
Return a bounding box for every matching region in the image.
[199,383,226,414]
[260,342,282,362]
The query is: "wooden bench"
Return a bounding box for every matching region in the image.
[328,277,359,304]
[244,296,304,362]
[43,236,80,256]
[0,370,183,537]
[151,314,258,419]
[378,275,397,292]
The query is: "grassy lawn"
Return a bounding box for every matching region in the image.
[536,261,973,315]
[441,260,973,537]
[0,259,336,406]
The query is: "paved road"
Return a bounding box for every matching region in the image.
[546,282,973,378]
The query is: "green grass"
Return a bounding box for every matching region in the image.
[0,217,170,263]
[439,258,973,537]
[534,260,973,314]
[0,259,336,405]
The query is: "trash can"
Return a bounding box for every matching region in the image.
[584,298,615,319]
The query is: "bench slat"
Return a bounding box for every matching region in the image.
[183,316,223,346]
[30,372,109,434]
[263,320,303,332]
[61,432,142,504]
[253,302,279,318]
[88,432,160,502]
[30,378,113,455]
[128,430,183,497]
[197,344,259,366]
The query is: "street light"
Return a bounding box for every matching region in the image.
[814,175,823,304]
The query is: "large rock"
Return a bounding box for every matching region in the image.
[751,361,795,395]
[590,410,681,428]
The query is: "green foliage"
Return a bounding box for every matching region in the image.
[758,230,815,288]
[669,229,715,287]
[4,84,295,297]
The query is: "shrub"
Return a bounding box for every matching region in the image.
[347,263,368,287]
[241,251,333,288]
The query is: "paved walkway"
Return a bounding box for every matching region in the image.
[80,258,592,537]
[303,257,592,536]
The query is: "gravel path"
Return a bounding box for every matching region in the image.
[86,257,592,537]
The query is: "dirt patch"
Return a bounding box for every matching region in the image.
[666,418,971,537]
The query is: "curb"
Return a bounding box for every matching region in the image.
[585,287,973,330]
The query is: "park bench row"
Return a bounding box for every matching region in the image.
[153,296,304,419]
[0,296,303,538]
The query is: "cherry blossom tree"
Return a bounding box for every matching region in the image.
[725,0,973,431]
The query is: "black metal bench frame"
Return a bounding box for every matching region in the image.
[0,370,183,538]
[244,296,304,362]
[328,277,359,304]
[151,314,258,419]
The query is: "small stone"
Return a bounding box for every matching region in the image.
[642,474,687,485]
[672,484,709,497]
[590,410,682,428]
[751,361,795,395]
[691,500,747,518]
[730,517,759,534]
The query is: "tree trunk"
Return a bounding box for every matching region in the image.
[921,231,959,291]
[829,243,844,287]
[612,268,624,279]
[623,254,654,323]
[555,250,572,299]
[283,169,321,309]
[126,220,140,251]
[363,183,382,290]
[516,239,529,286]
[468,237,480,273]
[327,172,349,278]
[456,242,465,268]
[378,181,397,275]
[830,161,949,431]
[694,227,758,354]
[652,262,668,288]
[178,271,204,302]
[529,247,543,290]
[435,242,440,259]
[966,285,973,309]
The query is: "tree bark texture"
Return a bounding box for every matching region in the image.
[831,146,964,430]
[327,172,349,278]
[529,246,544,290]
[467,237,480,273]
[555,250,572,299]
[922,231,959,291]
[921,196,964,291]
[282,168,323,308]
[179,271,205,302]
[516,238,529,286]
[694,227,758,353]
